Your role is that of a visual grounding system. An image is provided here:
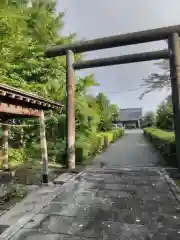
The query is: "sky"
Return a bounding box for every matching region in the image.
[56,0,180,113]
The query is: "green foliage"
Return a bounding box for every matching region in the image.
[143,128,175,142]
[111,104,120,122]
[144,127,176,166]
[140,59,170,99]
[11,184,27,199]
[47,138,66,164]
[76,128,124,164]
[142,111,156,127]
[96,93,120,131]
[156,103,174,131]
[8,148,26,167]
[0,0,122,167]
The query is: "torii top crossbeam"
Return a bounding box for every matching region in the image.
[45,24,180,57]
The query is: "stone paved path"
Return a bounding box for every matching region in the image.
[92,129,166,168]
[9,130,180,239]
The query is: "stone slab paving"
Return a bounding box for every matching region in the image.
[3,130,180,239]
[9,167,180,239]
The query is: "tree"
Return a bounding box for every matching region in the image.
[156,102,174,131]
[111,104,120,122]
[0,0,77,95]
[96,93,112,131]
[142,111,155,127]
[0,0,29,85]
[75,75,100,135]
[0,0,121,166]
[139,60,170,99]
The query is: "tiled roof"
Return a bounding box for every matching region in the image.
[120,108,142,121]
[0,84,63,110]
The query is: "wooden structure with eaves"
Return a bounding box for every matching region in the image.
[0,84,63,183]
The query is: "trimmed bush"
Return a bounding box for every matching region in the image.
[143,127,176,166]
[144,128,174,142]
[76,128,124,164]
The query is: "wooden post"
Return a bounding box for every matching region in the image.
[20,120,25,148]
[168,32,180,168]
[66,50,76,170]
[39,110,48,183]
[2,119,9,170]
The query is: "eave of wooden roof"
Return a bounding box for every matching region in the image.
[0,103,41,118]
[0,84,63,110]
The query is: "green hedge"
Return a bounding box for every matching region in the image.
[76,128,124,164]
[2,129,124,168]
[143,127,177,166]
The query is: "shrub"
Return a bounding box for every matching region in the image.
[47,138,66,165]
[144,128,174,142]
[75,128,124,164]
[5,128,124,168]
[8,148,26,168]
[75,134,94,164]
[143,127,176,166]
[156,103,174,131]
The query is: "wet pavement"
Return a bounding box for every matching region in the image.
[92,129,166,168]
[9,130,180,239]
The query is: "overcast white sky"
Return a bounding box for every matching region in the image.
[56,0,180,113]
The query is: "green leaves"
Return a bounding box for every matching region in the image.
[156,103,173,131]
[140,58,170,99]
[96,93,120,131]
[143,111,156,127]
[0,0,121,166]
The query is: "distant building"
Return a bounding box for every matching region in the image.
[120,108,142,128]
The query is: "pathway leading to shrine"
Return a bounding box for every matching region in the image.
[3,130,180,239]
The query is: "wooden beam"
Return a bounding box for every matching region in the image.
[168,33,180,168]
[0,103,41,117]
[73,50,169,70]
[66,50,76,169]
[39,110,48,183]
[0,91,6,96]
[0,84,63,109]
[23,97,30,102]
[29,99,36,104]
[45,24,180,57]
[15,95,23,100]
[2,118,9,170]
[7,93,15,98]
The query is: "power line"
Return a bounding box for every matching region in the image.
[104,87,144,95]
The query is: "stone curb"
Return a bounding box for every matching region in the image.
[0,171,83,240]
[53,172,76,184]
[160,168,180,203]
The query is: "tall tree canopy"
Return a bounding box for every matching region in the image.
[0,0,121,165]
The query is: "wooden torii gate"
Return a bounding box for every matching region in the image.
[45,24,180,169]
[0,84,63,183]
